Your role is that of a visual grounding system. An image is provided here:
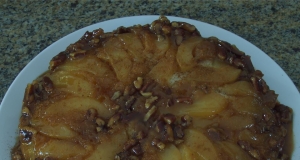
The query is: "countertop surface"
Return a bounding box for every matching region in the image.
[1,1,299,104]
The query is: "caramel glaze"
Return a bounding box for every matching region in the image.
[11,16,293,160]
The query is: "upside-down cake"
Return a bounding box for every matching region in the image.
[11,16,293,160]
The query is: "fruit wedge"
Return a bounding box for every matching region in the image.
[86,128,128,160]
[184,129,218,160]
[176,37,203,71]
[219,81,257,97]
[178,144,202,160]
[44,97,113,119]
[179,92,228,118]
[159,144,182,160]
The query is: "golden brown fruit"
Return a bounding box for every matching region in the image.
[12,16,292,160]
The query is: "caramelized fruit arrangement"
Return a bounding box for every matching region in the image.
[12,16,293,160]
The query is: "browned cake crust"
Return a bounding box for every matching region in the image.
[12,16,292,160]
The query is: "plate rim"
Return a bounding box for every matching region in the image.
[1,15,299,159]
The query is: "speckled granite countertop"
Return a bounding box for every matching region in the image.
[0,1,299,103]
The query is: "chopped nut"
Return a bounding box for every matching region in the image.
[176,97,193,104]
[156,142,165,150]
[140,91,152,98]
[22,107,30,116]
[42,76,54,93]
[91,38,99,44]
[165,124,174,142]
[24,84,35,104]
[124,139,138,150]
[219,41,245,56]
[107,113,120,127]
[33,82,43,98]
[86,108,97,121]
[171,22,179,27]
[233,58,245,68]
[96,127,102,132]
[96,118,105,126]
[181,22,196,32]
[49,52,67,71]
[140,80,155,93]
[151,138,160,146]
[166,98,174,107]
[114,155,121,160]
[217,49,227,60]
[125,96,136,108]
[174,125,184,139]
[69,50,86,59]
[162,25,172,34]
[144,106,157,122]
[145,96,158,109]
[159,15,170,23]
[155,120,165,133]
[136,131,147,140]
[111,91,122,100]
[249,149,260,159]
[133,77,143,89]
[174,139,184,145]
[181,115,192,127]
[162,113,176,125]
[131,144,143,156]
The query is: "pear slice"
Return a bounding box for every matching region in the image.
[20,133,36,160]
[30,120,77,139]
[141,31,170,61]
[219,81,257,97]
[217,141,251,160]
[158,144,182,160]
[57,54,114,78]
[86,127,128,160]
[50,70,97,97]
[148,57,178,87]
[187,59,241,84]
[102,37,133,83]
[36,138,86,159]
[184,129,218,160]
[44,97,113,119]
[230,96,263,117]
[176,37,203,71]
[178,144,202,160]
[118,33,144,63]
[178,92,228,118]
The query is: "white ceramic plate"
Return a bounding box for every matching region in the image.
[1,15,299,159]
